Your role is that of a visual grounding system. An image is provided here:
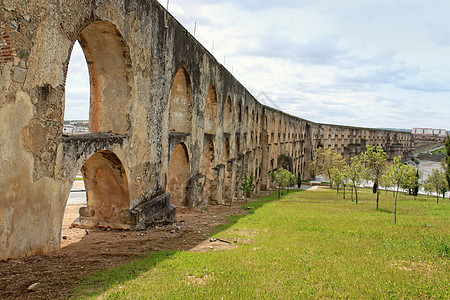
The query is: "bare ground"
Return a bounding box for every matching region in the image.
[0,194,270,299]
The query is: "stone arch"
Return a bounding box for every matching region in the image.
[202,140,216,203]
[70,20,133,134]
[224,95,232,133]
[204,85,218,134]
[167,143,190,207]
[169,67,193,133]
[223,137,231,163]
[278,119,282,142]
[223,137,232,201]
[245,106,249,127]
[78,151,130,228]
[236,134,241,155]
[237,103,242,124]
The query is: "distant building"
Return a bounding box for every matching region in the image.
[412,128,447,142]
[63,124,74,134]
[63,121,89,134]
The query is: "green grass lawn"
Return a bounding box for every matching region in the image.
[432,147,446,154]
[72,189,449,299]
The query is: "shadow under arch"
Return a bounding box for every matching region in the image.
[166,143,191,207]
[202,140,216,204]
[168,66,193,133]
[204,85,218,135]
[73,150,131,229]
[65,20,134,134]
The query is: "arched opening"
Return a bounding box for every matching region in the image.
[167,143,190,207]
[204,85,218,134]
[224,95,232,133]
[223,137,231,202]
[75,151,130,228]
[244,106,249,127]
[223,137,230,163]
[236,133,241,155]
[202,141,216,203]
[61,170,87,247]
[169,67,193,133]
[278,119,282,142]
[64,41,90,133]
[64,20,133,134]
[237,103,242,124]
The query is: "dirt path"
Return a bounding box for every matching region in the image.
[0,195,269,299]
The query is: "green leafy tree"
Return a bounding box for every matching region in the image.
[363,145,388,210]
[381,168,394,195]
[386,157,413,224]
[409,169,421,199]
[444,134,450,190]
[402,167,421,199]
[329,167,344,195]
[341,168,351,200]
[274,168,295,198]
[344,155,365,204]
[310,147,345,188]
[425,169,448,203]
[240,173,255,202]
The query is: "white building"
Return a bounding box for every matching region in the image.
[412,128,447,137]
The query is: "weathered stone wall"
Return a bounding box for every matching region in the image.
[0,0,414,260]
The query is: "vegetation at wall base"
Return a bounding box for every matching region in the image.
[72,189,449,299]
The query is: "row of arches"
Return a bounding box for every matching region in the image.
[63,18,264,231]
[166,67,258,137]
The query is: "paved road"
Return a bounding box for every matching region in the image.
[67,191,86,205]
[67,180,87,205]
[417,159,442,180]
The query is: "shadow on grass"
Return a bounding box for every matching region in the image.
[72,191,281,298]
[211,191,282,235]
[377,208,393,214]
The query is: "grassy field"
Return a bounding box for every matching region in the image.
[72,189,449,299]
[432,147,446,154]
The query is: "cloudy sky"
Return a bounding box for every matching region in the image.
[65,0,450,130]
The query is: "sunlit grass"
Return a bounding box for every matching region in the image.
[72,189,449,299]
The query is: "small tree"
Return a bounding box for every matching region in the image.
[381,169,394,195]
[402,167,421,199]
[310,147,345,188]
[240,173,255,202]
[386,157,412,224]
[364,145,388,210]
[341,168,350,200]
[274,168,295,198]
[445,134,450,188]
[425,169,448,203]
[329,167,344,195]
[344,155,365,204]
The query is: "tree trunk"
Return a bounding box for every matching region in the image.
[394,186,399,224]
[343,185,346,200]
[436,189,439,204]
[354,183,358,205]
[328,171,333,188]
[376,191,380,210]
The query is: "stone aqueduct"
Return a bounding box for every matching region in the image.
[0,0,413,260]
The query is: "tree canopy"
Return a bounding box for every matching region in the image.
[309,147,345,187]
